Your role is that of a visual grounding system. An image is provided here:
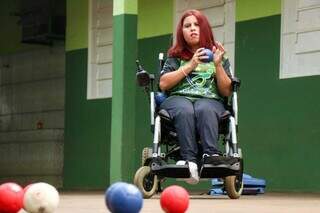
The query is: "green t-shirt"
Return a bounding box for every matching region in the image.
[160,57,232,101]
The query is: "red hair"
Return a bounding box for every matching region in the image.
[168,10,216,60]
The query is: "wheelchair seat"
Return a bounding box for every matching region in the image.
[158,107,231,121]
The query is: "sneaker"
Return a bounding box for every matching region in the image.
[176,160,186,166]
[203,153,238,165]
[203,153,219,158]
[185,162,199,185]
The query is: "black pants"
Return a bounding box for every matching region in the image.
[160,96,225,163]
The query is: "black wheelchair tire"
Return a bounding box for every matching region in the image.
[133,166,158,198]
[224,175,243,199]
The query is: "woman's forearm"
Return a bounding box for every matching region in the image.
[215,63,232,97]
[159,62,194,91]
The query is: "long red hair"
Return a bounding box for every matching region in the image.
[168,10,216,60]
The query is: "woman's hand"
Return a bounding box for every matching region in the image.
[212,41,231,97]
[189,48,208,69]
[212,41,225,66]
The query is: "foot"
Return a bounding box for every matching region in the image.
[203,153,220,158]
[176,160,199,184]
[176,160,186,166]
[202,153,238,165]
[185,162,199,185]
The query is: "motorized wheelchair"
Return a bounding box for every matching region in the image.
[133,53,243,199]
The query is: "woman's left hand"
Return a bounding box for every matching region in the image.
[212,41,225,66]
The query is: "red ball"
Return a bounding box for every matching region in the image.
[0,182,24,213]
[160,185,189,213]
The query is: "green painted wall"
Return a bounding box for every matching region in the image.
[66,0,88,51]
[137,0,173,39]
[235,15,320,192]
[64,0,110,189]
[236,0,281,22]
[64,49,111,189]
[0,0,45,55]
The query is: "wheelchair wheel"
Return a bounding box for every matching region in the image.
[134,166,158,198]
[224,175,243,199]
[141,147,152,166]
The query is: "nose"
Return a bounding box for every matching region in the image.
[191,24,196,31]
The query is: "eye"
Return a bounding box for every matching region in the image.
[183,23,191,28]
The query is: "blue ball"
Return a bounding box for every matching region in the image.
[201,48,214,63]
[155,92,167,106]
[105,182,143,213]
[105,182,127,212]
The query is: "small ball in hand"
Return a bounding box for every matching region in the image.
[201,48,214,63]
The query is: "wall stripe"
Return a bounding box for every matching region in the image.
[236,0,281,22]
[138,0,173,39]
[110,13,137,183]
[113,0,137,16]
[66,0,88,51]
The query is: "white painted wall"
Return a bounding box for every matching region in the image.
[87,0,113,99]
[174,0,236,72]
[0,44,64,187]
[280,0,320,79]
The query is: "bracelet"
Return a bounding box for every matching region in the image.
[180,66,188,76]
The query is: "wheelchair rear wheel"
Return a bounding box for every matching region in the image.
[134,166,158,198]
[224,175,243,199]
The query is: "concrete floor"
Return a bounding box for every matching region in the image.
[57,191,320,213]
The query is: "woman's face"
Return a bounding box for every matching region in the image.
[182,15,200,50]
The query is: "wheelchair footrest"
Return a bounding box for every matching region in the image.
[200,161,241,178]
[151,164,190,178]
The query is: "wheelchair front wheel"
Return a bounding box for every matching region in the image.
[224,175,243,199]
[134,166,158,198]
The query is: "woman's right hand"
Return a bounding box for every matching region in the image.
[190,48,207,69]
[160,48,208,91]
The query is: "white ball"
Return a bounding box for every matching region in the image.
[23,183,60,213]
[18,209,29,213]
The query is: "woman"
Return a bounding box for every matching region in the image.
[159,10,232,184]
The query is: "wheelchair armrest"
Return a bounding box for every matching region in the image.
[136,60,155,87]
[231,77,241,92]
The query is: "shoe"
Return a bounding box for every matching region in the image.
[203,153,219,158]
[176,160,186,166]
[203,153,238,165]
[185,161,199,185]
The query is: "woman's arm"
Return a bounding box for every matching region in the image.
[159,62,193,91]
[215,63,232,97]
[212,42,232,97]
[159,48,205,91]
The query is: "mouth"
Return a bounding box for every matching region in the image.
[190,33,198,37]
